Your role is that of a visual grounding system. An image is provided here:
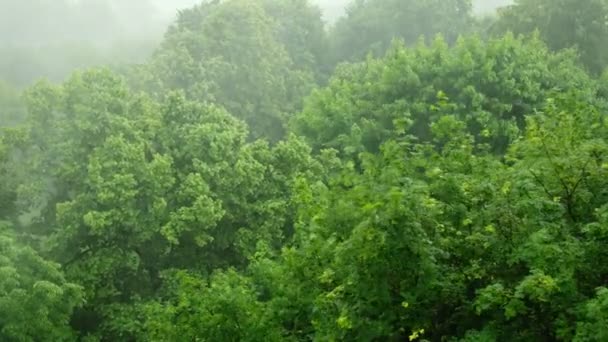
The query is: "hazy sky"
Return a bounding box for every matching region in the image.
[154,0,515,25]
[0,0,515,47]
[473,0,513,14]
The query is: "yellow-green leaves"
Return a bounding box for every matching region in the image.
[409,328,425,341]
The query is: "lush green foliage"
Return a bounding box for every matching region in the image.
[7,68,319,339]
[2,0,608,341]
[293,34,601,156]
[0,223,83,341]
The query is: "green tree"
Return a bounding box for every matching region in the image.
[5,2,608,340]
[293,34,600,157]
[12,68,320,339]
[465,93,608,340]
[0,223,83,341]
[491,0,608,74]
[137,0,315,141]
[141,269,282,341]
[261,0,330,81]
[575,288,608,341]
[328,0,474,64]
[0,129,25,223]
[252,93,608,341]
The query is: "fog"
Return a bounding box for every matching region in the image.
[473,0,514,14]
[0,0,514,86]
[1,0,606,340]
[0,0,514,45]
[312,0,514,22]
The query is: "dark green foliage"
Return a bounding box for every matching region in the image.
[141,269,283,341]
[575,288,608,341]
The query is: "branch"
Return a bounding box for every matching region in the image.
[529,169,554,199]
[540,137,571,197]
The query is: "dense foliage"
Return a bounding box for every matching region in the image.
[0,223,83,341]
[1,0,608,341]
[293,34,601,156]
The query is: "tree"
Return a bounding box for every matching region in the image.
[0,223,83,341]
[328,0,474,65]
[141,269,282,341]
[0,80,24,126]
[137,0,315,141]
[292,34,601,157]
[260,0,330,81]
[6,1,608,340]
[0,83,26,222]
[575,288,608,341]
[467,93,608,340]
[12,68,321,339]
[491,0,608,74]
[247,92,608,341]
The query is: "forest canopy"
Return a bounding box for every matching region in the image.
[1,0,608,341]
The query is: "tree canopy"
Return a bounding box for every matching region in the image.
[293,34,602,156]
[328,0,474,64]
[491,0,608,74]
[0,223,83,341]
[1,0,608,340]
[135,0,318,141]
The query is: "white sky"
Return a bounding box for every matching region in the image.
[152,0,514,24]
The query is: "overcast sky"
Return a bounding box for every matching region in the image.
[154,0,515,25]
[0,0,515,47]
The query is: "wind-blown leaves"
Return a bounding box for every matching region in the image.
[2,1,608,341]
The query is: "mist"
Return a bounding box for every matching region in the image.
[312,0,515,22]
[473,0,513,14]
[1,0,607,341]
[0,0,515,86]
[0,0,515,45]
